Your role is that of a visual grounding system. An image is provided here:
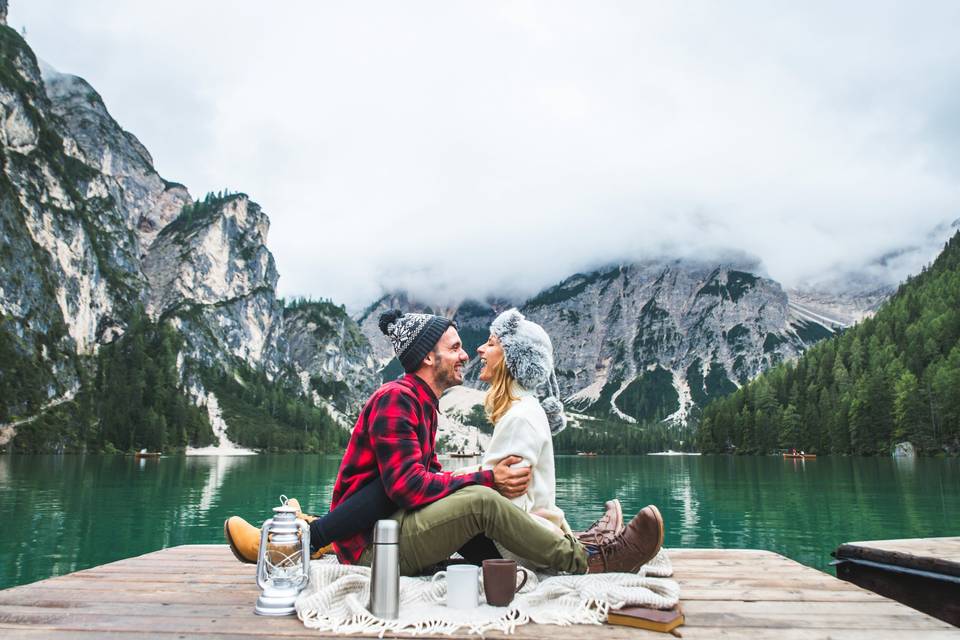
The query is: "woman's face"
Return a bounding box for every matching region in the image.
[477,334,504,382]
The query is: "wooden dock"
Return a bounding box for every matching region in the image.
[1,545,956,638]
[834,536,960,627]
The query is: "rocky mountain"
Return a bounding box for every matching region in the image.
[143,192,285,375]
[0,24,142,421]
[284,299,379,415]
[519,260,855,424]
[0,22,378,452]
[356,259,888,427]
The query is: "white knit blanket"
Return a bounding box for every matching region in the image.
[295,549,679,636]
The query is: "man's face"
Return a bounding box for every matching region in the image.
[430,326,469,391]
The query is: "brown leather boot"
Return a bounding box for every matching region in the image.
[586,504,663,574]
[575,498,624,546]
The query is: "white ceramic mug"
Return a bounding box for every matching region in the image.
[431,564,480,609]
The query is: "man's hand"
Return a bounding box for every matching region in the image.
[493,455,531,499]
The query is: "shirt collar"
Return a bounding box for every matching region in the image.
[406,373,439,407]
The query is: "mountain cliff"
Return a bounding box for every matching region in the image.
[284,299,379,415]
[0,25,378,452]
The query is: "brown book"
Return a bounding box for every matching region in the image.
[607,604,684,634]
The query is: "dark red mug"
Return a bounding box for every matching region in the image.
[482,559,529,606]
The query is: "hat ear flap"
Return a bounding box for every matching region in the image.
[541,370,566,435]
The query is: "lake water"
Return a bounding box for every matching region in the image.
[1,454,957,590]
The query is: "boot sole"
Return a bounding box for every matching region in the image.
[223,519,257,565]
[645,504,665,562]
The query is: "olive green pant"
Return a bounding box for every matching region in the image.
[360,485,589,576]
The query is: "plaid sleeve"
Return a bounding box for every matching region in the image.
[370,389,493,509]
[427,451,443,473]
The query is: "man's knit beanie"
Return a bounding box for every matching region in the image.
[379,308,453,373]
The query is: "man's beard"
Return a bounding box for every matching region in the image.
[433,359,461,392]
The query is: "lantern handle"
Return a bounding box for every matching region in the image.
[296,518,311,590]
[255,517,274,591]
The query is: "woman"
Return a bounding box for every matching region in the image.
[225,309,622,564]
[454,308,623,564]
[457,308,572,535]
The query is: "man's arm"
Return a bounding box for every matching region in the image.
[427,450,444,473]
[371,390,494,509]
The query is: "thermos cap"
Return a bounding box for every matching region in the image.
[373,519,400,544]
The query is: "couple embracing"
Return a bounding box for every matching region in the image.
[225,308,664,576]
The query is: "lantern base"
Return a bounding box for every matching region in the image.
[254,585,302,616]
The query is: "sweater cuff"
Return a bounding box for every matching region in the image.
[476,469,496,488]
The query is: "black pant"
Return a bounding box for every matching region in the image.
[308,477,501,562]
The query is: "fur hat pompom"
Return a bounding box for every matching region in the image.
[378,308,404,335]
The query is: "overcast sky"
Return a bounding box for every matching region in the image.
[11,2,960,308]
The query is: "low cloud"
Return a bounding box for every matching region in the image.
[14,1,960,309]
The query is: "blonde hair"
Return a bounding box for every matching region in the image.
[484,357,517,425]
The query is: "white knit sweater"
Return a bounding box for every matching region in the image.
[460,385,570,537]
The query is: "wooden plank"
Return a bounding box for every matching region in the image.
[676,577,872,590]
[3,625,960,640]
[842,537,960,560]
[0,588,258,607]
[837,537,960,578]
[0,599,930,623]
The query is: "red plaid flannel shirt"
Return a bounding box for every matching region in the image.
[329,374,495,564]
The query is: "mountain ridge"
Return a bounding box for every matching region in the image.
[356,258,889,426]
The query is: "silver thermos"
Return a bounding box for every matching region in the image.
[369,519,400,619]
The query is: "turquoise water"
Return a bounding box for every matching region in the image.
[0,454,956,589]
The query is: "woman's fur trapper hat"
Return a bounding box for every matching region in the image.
[490,308,567,435]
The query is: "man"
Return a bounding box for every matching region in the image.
[227,309,663,575]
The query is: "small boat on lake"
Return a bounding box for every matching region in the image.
[576,452,599,457]
[134,449,161,459]
[783,452,816,459]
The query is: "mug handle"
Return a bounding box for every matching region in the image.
[429,570,447,602]
[515,567,529,593]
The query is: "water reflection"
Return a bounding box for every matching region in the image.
[190,455,251,515]
[1,454,957,589]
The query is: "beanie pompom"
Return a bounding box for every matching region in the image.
[378,309,404,335]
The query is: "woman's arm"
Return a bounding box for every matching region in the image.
[481,413,543,473]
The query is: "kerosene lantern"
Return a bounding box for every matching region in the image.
[254,496,311,616]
